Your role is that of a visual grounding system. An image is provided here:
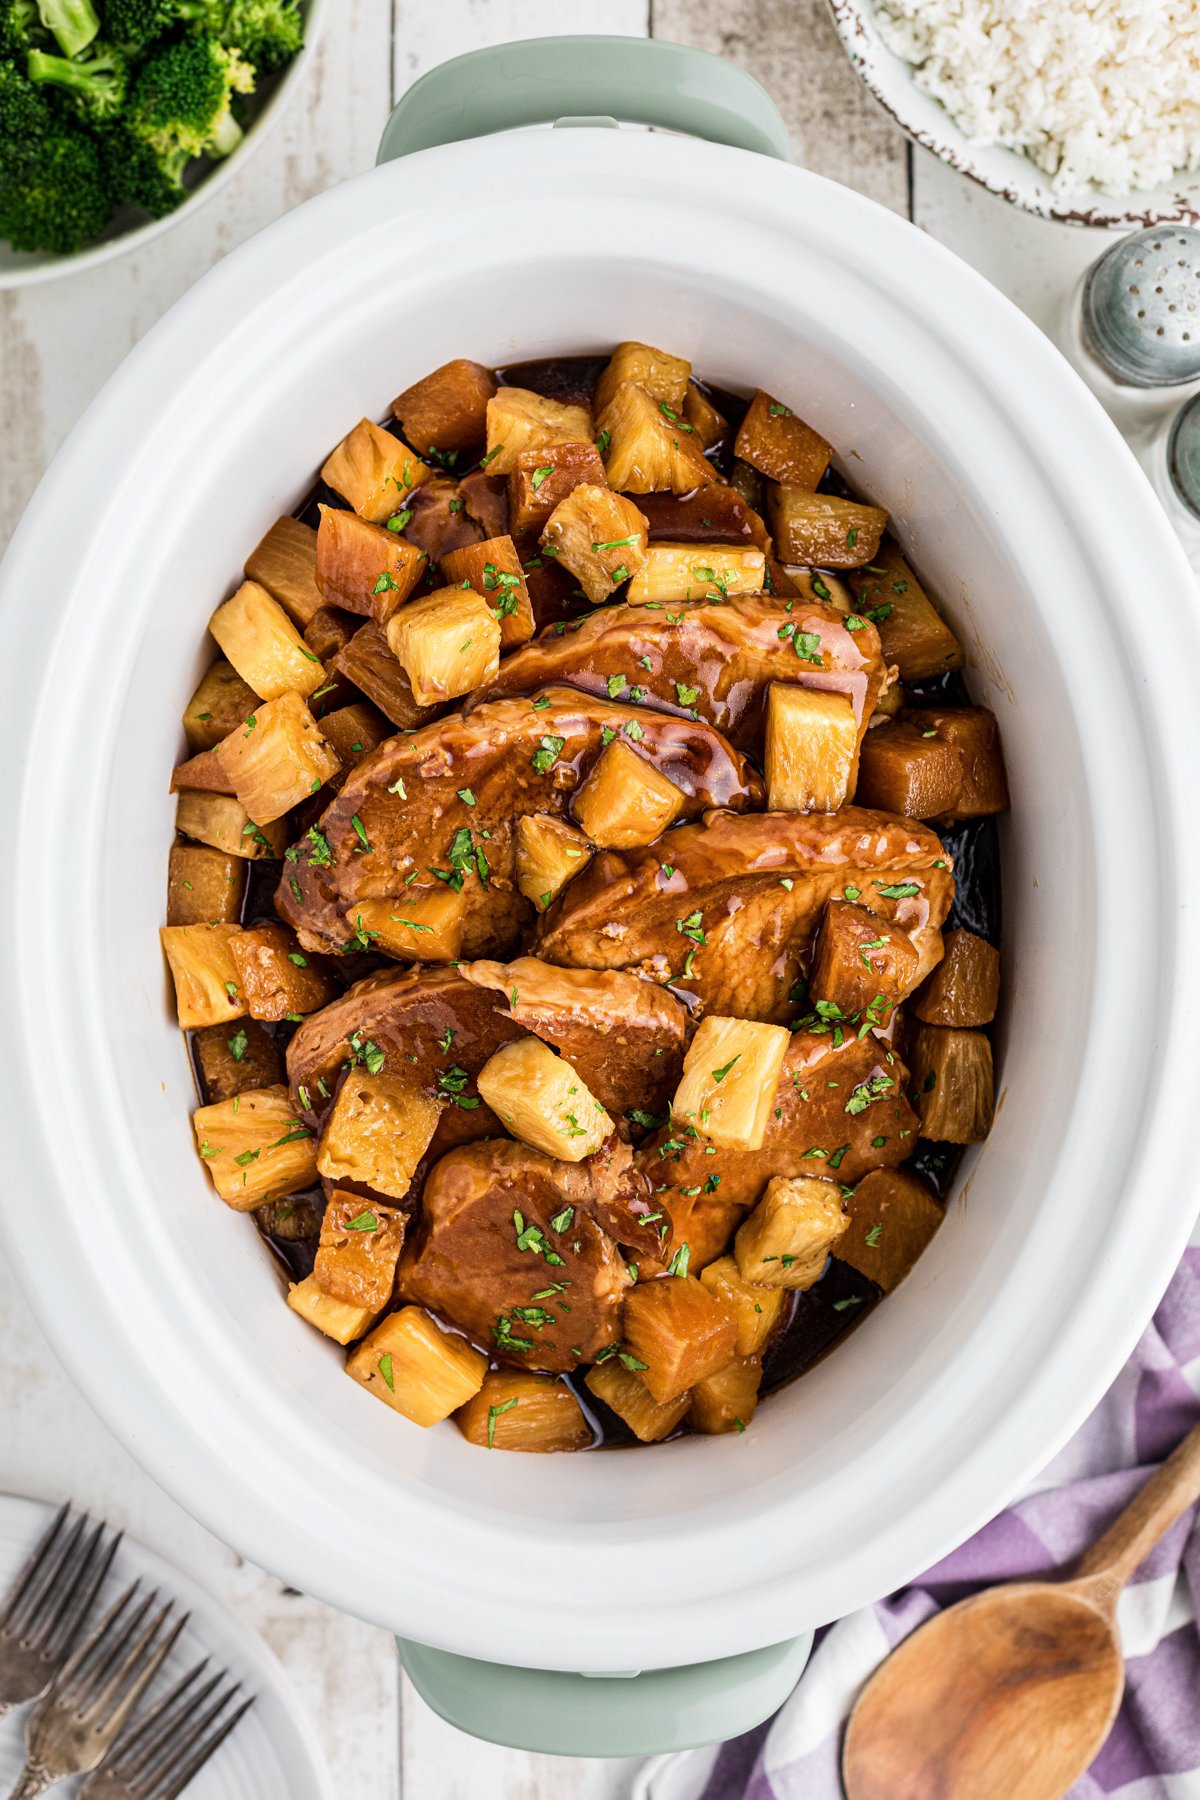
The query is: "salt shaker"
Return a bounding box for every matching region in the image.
[1058,227,1200,444]
[1145,393,1200,578]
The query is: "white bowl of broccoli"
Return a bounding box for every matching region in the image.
[0,0,322,283]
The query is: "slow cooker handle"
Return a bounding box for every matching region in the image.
[396,1631,815,1758]
[376,35,793,164]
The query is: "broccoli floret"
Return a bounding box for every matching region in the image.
[28,41,127,118]
[36,0,99,56]
[130,33,251,159]
[203,0,301,74]
[0,56,53,173]
[96,115,184,214]
[0,0,44,57]
[99,0,202,51]
[0,123,111,249]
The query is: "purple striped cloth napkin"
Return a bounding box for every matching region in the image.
[637,1246,1200,1800]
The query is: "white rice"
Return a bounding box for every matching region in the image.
[873,0,1200,197]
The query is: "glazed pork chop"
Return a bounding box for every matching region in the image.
[275,686,762,959]
[459,956,689,1122]
[536,806,954,1024]
[400,1138,637,1371]
[473,595,887,757]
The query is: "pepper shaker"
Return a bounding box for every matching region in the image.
[1058,227,1200,444]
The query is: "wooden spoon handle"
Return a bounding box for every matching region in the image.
[1072,1421,1200,1608]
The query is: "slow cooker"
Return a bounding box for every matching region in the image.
[3,35,1199,1758]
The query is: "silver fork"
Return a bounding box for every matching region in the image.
[8,1582,187,1799]
[0,1507,121,1716]
[80,1660,253,1800]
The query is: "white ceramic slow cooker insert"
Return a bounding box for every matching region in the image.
[3,35,1199,1750]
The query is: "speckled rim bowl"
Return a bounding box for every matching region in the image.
[0,0,326,289]
[828,0,1200,228]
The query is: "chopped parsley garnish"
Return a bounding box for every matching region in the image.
[372,571,399,595]
[228,1029,248,1063]
[346,1210,379,1232]
[675,681,700,707]
[377,1353,395,1391]
[487,1397,519,1446]
[768,401,792,416]
[667,1243,691,1278]
[865,1224,883,1247]
[531,466,554,491]
[532,734,566,774]
[438,1065,481,1109]
[874,880,920,900]
[712,1056,741,1083]
[349,1032,386,1076]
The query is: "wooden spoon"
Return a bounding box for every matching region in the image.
[842,1421,1200,1800]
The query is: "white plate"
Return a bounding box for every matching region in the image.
[0,1495,334,1800]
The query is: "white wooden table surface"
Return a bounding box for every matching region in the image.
[0,3,1105,1794]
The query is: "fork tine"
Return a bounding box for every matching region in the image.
[40,1521,121,1661]
[0,1502,68,1630]
[103,1660,214,1779]
[87,1603,187,1736]
[55,1581,145,1702]
[155,1695,255,1800]
[135,1678,242,1792]
[4,1508,84,1638]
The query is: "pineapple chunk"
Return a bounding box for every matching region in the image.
[439,535,535,649]
[913,928,1000,1029]
[765,682,857,812]
[384,586,501,707]
[214,690,340,823]
[209,581,326,702]
[304,605,356,664]
[333,621,430,730]
[166,842,245,926]
[175,790,288,861]
[346,1307,488,1426]
[626,542,765,604]
[683,381,726,450]
[315,505,428,622]
[809,899,919,1019]
[671,1016,790,1152]
[853,719,964,819]
[766,489,887,568]
[228,921,336,1021]
[734,390,833,490]
[344,886,465,963]
[508,441,606,536]
[476,1037,612,1162]
[244,516,323,627]
[734,1175,847,1290]
[698,1256,785,1356]
[689,1354,763,1435]
[596,380,718,495]
[316,1072,443,1200]
[286,1273,376,1345]
[573,738,684,849]
[909,1025,995,1144]
[315,1191,407,1313]
[838,1166,943,1293]
[318,702,392,782]
[484,388,593,476]
[192,1084,317,1208]
[182,658,259,753]
[321,418,431,524]
[456,1371,592,1452]
[623,1275,737,1405]
[848,540,963,682]
[161,922,245,1030]
[170,747,235,795]
[192,1018,281,1102]
[540,483,649,603]
[594,340,691,416]
[514,813,592,910]
[584,1358,691,1442]
[393,358,497,453]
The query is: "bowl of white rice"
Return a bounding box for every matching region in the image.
[828,0,1200,226]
